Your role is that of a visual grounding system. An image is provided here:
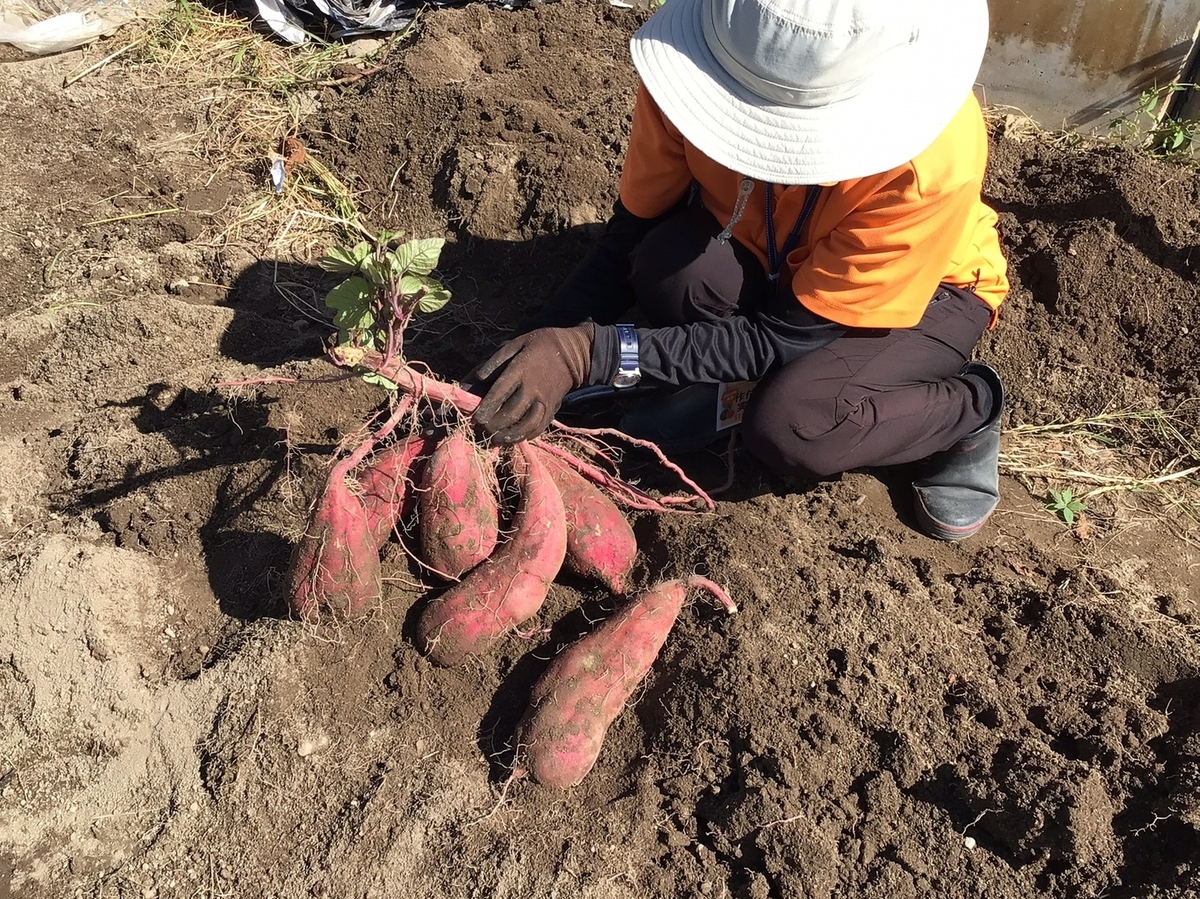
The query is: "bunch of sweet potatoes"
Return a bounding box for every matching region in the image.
[283,413,739,788]
[282,333,742,787]
[270,226,738,790]
[285,423,638,640]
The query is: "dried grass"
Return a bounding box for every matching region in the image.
[979,101,1099,150]
[1001,407,1200,538]
[85,0,413,252]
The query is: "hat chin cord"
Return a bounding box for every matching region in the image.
[716,176,755,244]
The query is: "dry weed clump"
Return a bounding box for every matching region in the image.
[1000,406,1200,541]
[68,0,412,252]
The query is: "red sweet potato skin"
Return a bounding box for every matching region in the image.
[536,447,636,594]
[287,479,382,620]
[418,429,500,579]
[357,433,437,550]
[516,579,688,788]
[416,445,567,667]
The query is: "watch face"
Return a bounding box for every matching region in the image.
[612,371,641,388]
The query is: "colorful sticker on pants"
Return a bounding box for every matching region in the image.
[716,381,757,431]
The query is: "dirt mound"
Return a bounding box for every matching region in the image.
[983,132,1200,430]
[1,3,1199,898]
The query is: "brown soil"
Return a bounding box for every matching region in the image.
[2,4,1199,899]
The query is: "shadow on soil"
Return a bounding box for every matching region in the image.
[1110,675,1200,898]
[65,386,299,620]
[206,228,601,623]
[53,224,595,622]
[987,143,1200,294]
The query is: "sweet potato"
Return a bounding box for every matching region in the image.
[416,444,567,667]
[535,446,637,594]
[515,576,737,788]
[417,428,501,579]
[357,432,437,550]
[286,476,381,620]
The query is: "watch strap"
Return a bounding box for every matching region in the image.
[615,324,638,372]
[612,323,641,388]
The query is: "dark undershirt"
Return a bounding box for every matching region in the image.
[526,199,848,387]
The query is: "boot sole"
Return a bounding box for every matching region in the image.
[912,488,993,542]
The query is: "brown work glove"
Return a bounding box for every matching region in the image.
[470,323,595,445]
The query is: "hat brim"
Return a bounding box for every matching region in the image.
[630,0,989,184]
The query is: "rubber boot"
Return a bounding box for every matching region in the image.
[912,362,1004,541]
[618,383,726,455]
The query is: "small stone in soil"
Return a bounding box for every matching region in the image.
[298,734,331,757]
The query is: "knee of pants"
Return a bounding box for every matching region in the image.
[742,401,847,480]
[628,236,693,326]
[627,204,753,326]
[628,272,679,326]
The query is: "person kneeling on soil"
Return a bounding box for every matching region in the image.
[469,0,1010,541]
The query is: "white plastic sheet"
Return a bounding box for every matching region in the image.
[0,0,139,53]
[250,0,308,45]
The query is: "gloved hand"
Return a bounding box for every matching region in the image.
[470,323,595,444]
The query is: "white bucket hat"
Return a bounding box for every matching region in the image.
[630,0,990,184]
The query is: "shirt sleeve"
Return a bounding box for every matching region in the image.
[589,291,846,386]
[617,85,694,219]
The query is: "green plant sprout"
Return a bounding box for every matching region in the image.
[1045,487,1087,526]
[320,230,451,387]
[1108,82,1200,159]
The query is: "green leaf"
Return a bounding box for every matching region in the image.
[1046,486,1087,526]
[381,251,409,284]
[1138,88,1158,116]
[325,275,376,334]
[416,287,451,314]
[393,237,444,276]
[399,272,422,297]
[375,228,405,248]
[359,255,389,288]
[397,272,451,313]
[401,271,449,296]
[361,371,399,390]
[319,241,371,274]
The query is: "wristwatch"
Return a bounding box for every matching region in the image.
[612,324,642,388]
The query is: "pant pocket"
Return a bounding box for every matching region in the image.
[916,287,991,358]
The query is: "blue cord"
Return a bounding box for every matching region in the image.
[765,183,823,296]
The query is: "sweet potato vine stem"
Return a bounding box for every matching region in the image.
[337,349,716,513]
[348,347,481,412]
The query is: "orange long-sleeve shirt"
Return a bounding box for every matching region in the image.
[618,86,1008,329]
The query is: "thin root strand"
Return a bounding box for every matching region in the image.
[686,575,738,615]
